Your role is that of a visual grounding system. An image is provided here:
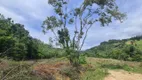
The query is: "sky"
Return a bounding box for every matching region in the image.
[0,0,142,50]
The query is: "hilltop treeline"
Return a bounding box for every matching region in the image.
[85,36,142,61]
[0,14,65,60]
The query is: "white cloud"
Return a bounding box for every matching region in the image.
[0,0,52,20]
[0,6,26,23]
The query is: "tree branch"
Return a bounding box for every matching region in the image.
[79,21,96,50]
[72,16,78,49]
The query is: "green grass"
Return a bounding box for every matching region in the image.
[126,40,142,50]
[87,57,142,73]
[81,68,108,80]
[136,40,142,49]
[100,63,142,73]
[80,57,142,80]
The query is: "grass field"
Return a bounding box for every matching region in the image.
[0,57,142,80]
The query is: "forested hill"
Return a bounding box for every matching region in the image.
[0,14,65,60]
[85,36,142,61]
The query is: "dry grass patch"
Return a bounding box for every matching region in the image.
[33,62,70,80]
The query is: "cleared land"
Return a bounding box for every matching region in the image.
[105,70,142,80]
[0,57,142,80]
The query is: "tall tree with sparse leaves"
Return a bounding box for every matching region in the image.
[42,0,126,66]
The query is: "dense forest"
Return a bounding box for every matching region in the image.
[0,14,65,60]
[85,36,142,61]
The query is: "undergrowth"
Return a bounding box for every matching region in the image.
[0,58,142,80]
[0,59,42,80]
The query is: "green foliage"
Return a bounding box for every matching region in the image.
[0,15,38,60]
[0,57,142,80]
[0,14,66,60]
[43,0,125,66]
[100,62,142,74]
[85,37,142,62]
[79,54,87,64]
[82,68,108,80]
[60,66,80,80]
[87,57,142,74]
[101,64,133,71]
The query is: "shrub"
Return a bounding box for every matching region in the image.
[79,54,87,64]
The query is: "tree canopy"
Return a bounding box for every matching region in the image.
[0,14,65,60]
[42,0,125,66]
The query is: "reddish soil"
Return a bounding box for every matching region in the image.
[33,62,70,80]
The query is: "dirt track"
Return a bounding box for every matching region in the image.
[104,70,142,80]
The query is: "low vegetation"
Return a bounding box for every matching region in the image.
[0,57,141,80]
[0,59,42,80]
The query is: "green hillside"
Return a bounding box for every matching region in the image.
[85,37,142,61]
[0,14,65,60]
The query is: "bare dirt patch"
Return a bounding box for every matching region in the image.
[104,70,142,80]
[0,60,8,70]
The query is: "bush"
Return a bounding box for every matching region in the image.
[60,66,80,80]
[79,54,87,64]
